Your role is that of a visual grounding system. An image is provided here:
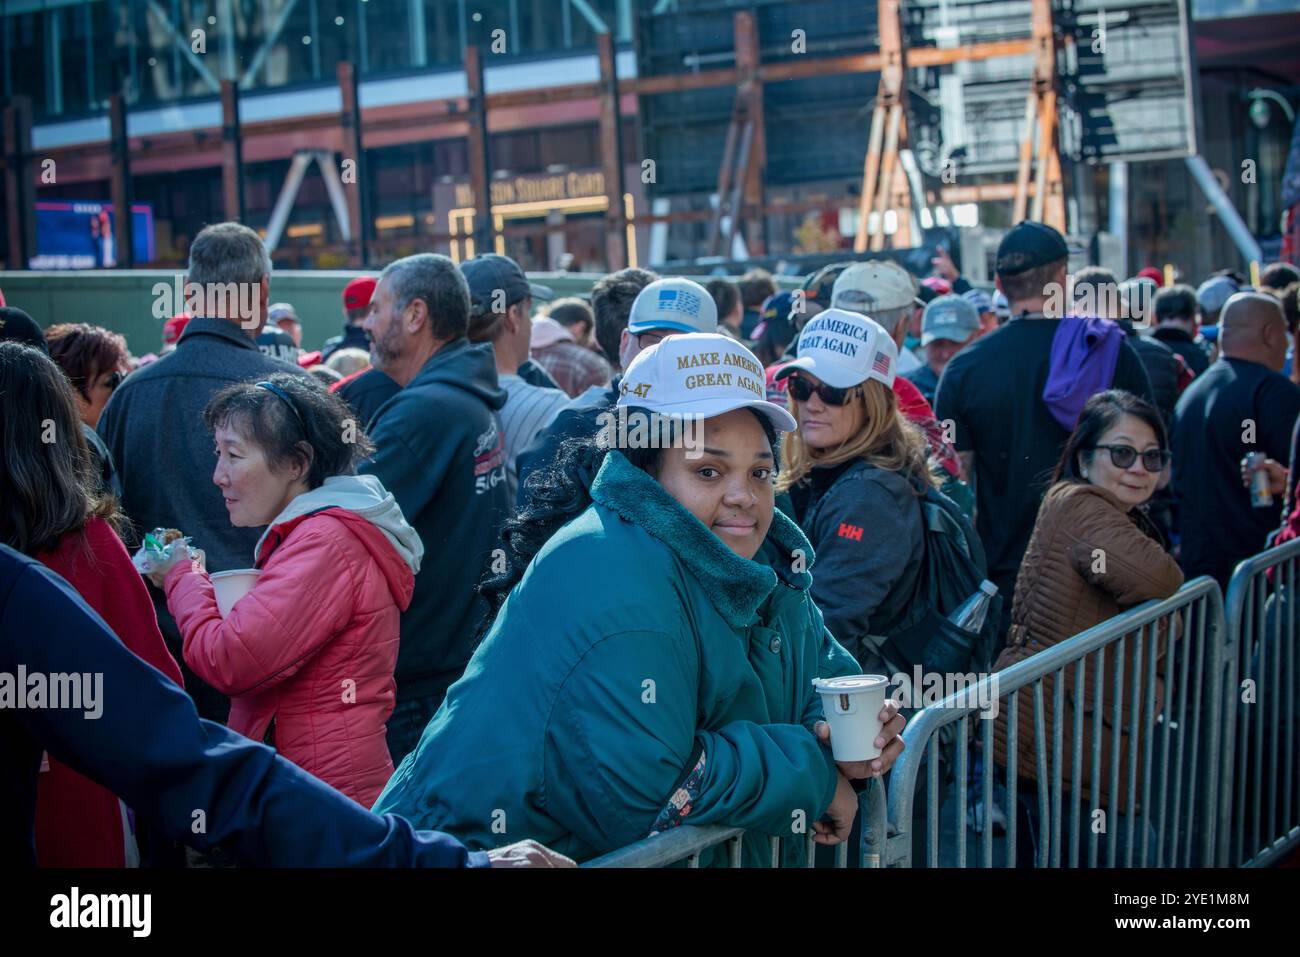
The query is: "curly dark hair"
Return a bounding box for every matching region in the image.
[475,405,779,636]
[0,342,122,554]
[203,372,376,488]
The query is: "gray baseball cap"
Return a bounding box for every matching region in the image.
[921,294,980,346]
[1196,275,1239,316]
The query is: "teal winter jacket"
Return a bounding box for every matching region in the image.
[372,450,859,865]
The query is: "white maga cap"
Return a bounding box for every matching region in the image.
[775,307,898,389]
[617,332,797,432]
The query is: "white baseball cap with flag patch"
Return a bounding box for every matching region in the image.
[618,332,797,432]
[774,307,898,389]
[626,277,720,336]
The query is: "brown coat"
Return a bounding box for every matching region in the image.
[992,481,1184,810]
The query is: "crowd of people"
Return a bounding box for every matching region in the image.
[3,215,1299,869]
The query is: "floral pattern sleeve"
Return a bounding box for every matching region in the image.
[649,746,707,835]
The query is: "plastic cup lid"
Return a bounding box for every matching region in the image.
[812,674,888,693]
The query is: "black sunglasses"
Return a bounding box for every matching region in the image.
[786,374,861,407]
[105,371,124,392]
[1093,444,1172,472]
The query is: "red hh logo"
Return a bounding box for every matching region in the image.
[837,522,864,541]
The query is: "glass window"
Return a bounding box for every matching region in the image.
[56,5,95,116]
[313,0,352,79]
[514,0,563,56]
[363,0,412,75]
[88,0,117,110]
[131,0,189,106]
[274,0,322,84]
[9,12,48,115]
[423,0,464,67]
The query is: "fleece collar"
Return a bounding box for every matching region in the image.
[589,450,815,628]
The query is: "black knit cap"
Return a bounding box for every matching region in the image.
[995,220,1069,277]
[0,307,48,353]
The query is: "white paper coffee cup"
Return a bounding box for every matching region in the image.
[811,674,890,762]
[210,569,260,618]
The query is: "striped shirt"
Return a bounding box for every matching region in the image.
[498,374,571,501]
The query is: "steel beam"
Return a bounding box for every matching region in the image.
[221,80,245,221]
[109,93,135,267]
[596,32,628,271]
[2,97,35,270]
[465,44,494,259]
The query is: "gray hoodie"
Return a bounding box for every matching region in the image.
[254,474,423,575]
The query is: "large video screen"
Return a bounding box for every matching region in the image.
[31,200,156,269]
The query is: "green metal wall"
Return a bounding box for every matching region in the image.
[0,270,613,357]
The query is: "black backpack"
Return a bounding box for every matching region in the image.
[876,484,1004,678]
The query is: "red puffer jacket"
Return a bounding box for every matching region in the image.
[165,480,419,808]
[35,515,184,866]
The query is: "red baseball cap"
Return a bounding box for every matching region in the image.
[163,314,190,345]
[1138,267,1164,287]
[343,276,377,310]
[920,276,952,296]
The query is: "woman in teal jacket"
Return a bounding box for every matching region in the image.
[373,331,905,865]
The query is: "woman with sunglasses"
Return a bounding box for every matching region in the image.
[773,308,937,673]
[375,333,906,866]
[144,372,422,808]
[45,322,129,497]
[992,389,1183,863]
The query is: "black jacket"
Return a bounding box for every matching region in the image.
[359,338,510,704]
[336,366,401,430]
[514,377,620,503]
[321,323,370,361]
[1119,322,1181,425]
[0,545,484,868]
[97,316,305,720]
[1152,325,1210,379]
[787,459,925,672]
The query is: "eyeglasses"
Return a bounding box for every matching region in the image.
[1093,444,1172,472]
[637,330,671,348]
[105,371,124,392]
[786,374,862,407]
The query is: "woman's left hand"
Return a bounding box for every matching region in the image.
[815,699,906,781]
[146,547,205,590]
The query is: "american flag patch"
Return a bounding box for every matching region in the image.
[659,287,703,317]
[872,351,891,376]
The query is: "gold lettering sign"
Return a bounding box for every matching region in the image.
[454,170,606,209]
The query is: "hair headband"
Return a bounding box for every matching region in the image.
[255,381,307,433]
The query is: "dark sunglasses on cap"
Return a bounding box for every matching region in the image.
[1093,444,1172,472]
[786,373,862,407]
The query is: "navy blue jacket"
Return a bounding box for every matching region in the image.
[514,378,620,504]
[337,366,402,431]
[0,544,486,868]
[360,338,510,704]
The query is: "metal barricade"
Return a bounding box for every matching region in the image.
[885,578,1226,868]
[1221,537,1300,867]
[582,777,888,868]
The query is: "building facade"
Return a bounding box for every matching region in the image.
[1,0,1296,276]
